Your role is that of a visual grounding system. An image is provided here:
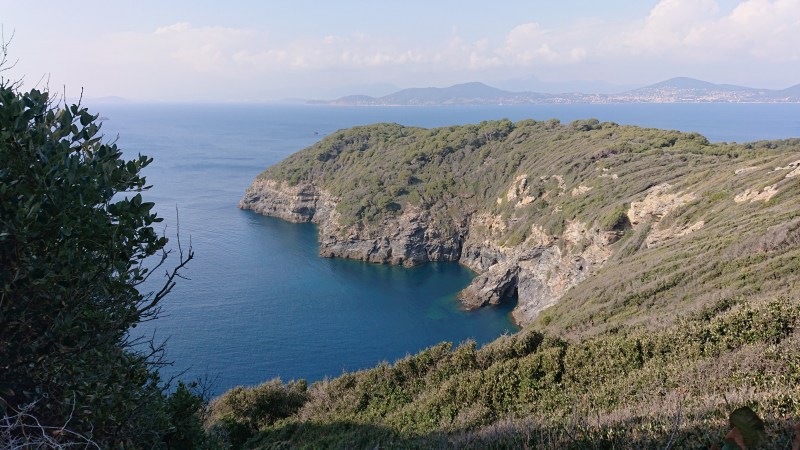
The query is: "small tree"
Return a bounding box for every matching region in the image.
[0,79,192,444]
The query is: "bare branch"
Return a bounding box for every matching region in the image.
[1,401,101,449]
[662,398,683,450]
[0,26,22,89]
[139,208,194,317]
[134,247,170,287]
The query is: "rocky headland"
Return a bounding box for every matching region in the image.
[240,119,800,328]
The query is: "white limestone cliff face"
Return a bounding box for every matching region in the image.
[627,183,695,226]
[239,179,328,223]
[626,183,703,248]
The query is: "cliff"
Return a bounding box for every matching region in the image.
[240,119,800,329]
[240,176,618,324]
[240,179,463,267]
[228,119,800,447]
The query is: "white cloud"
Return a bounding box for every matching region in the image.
[148,23,259,72]
[491,22,590,66]
[685,0,800,61]
[28,2,799,100]
[88,3,800,81]
[619,0,800,62]
[621,0,720,53]
[154,22,191,35]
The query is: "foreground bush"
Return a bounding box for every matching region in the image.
[0,80,194,446]
[206,379,308,448]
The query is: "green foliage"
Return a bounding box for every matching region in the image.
[207,379,308,448]
[570,117,602,131]
[598,203,630,231]
[0,84,192,446]
[211,296,800,449]
[255,117,758,251]
[163,382,212,450]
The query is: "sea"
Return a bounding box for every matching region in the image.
[94,102,800,395]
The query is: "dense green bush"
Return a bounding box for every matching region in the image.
[207,379,308,448]
[0,83,195,446]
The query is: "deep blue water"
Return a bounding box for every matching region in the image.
[95,103,800,395]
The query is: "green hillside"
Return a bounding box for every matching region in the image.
[227,119,800,448]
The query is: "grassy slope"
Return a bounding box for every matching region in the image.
[222,120,800,448]
[263,119,753,229]
[261,118,725,234]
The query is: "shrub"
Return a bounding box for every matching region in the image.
[207,379,308,448]
[0,82,192,445]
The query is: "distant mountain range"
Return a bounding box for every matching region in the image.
[312,78,800,105]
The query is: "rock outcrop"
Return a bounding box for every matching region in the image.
[240,179,464,268]
[627,183,695,226]
[316,204,463,267]
[624,183,702,248]
[457,217,621,324]
[239,179,327,222]
[735,184,779,203]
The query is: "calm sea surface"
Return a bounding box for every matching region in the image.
[95,103,800,394]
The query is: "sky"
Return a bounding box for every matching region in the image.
[1,0,798,102]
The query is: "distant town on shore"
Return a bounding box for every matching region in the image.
[311,77,800,106]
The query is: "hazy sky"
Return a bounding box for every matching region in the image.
[1,0,798,101]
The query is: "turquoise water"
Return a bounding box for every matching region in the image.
[97,103,800,394]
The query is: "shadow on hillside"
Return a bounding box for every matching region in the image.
[243,418,800,450]
[246,420,446,449]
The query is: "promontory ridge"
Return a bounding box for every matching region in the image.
[233,118,800,447]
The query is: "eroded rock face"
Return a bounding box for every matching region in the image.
[240,180,464,268]
[735,185,778,203]
[239,180,324,222]
[628,183,696,225]
[624,183,703,248]
[316,205,464,267]
[240,179,693,326]
[458,220,620,324]
[458,263,518,308]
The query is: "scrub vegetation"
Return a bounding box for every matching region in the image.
[262,118,718,234]
[228,119,800,449]
[205,296,800,449]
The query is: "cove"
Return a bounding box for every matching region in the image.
[104,103,521,396]
[139,210,517,395]
[105,102,800,395]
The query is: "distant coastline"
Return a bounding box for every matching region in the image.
[310,78,800,106]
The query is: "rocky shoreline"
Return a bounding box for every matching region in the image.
[239,177,695,325]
